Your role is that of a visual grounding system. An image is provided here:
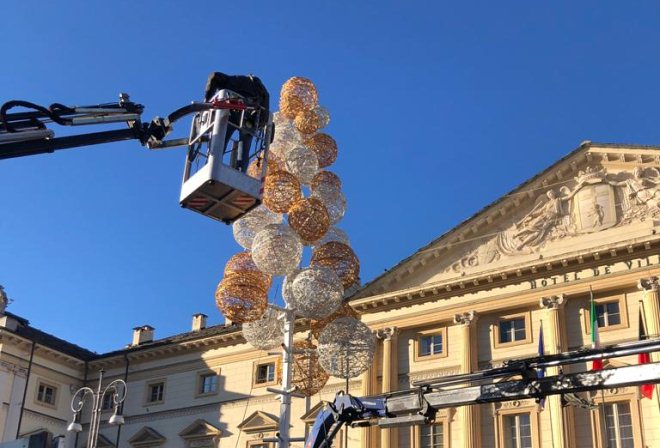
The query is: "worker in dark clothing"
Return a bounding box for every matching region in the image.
[204,72,270,172]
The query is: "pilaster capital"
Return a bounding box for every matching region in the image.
[539,294,566,310]
[453,310,477,326]
[376,327,398,340]
[638,277,659,292]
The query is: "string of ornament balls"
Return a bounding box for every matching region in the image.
[215,77,376,446]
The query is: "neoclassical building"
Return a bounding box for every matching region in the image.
[1,142,660,448]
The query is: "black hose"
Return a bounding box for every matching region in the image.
[0,100,72,131]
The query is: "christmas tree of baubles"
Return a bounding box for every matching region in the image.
[216,77,375,395]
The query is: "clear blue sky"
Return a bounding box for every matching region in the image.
[3,1,660,353]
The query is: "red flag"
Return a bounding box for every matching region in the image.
[638,308,654,399]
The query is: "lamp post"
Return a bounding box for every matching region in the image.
[67,369,127,448]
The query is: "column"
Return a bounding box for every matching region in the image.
[377,327,398,448]
[453,311,480,448]
[539,294,575,448]
[638,277,660,362]
[361,331,379,448]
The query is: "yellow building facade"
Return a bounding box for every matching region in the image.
[1,142,660,448]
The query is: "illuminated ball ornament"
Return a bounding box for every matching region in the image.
[232,205,283,250]
[318,317,376,379]
[247,152,284,179]
[251,224,303,276]
[263,171,302,213]
[294,109,323,135]
[311,241,360,288]
[242,305,285,350]
[313,106,331,129]
[311,170,341,194]
[223,251,272,290]
[312,189,346,225]
[215,274,268,323]
[284,146,319,186]
[314,227,350,249]
[311,301,360,339]
[291,339,329,396]
[305,134,338,168]
[288,197,330,244]
[279,77,319,119]
[282,267,343,319]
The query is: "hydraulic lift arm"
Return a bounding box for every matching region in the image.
[305,337,660,448]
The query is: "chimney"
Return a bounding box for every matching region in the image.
[192,313,207,332]
[132,325,154,346]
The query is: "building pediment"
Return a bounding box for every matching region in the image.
[356,143,660,300]
[128,427,166,447]
[300,401,326,424]
[179,419,222,439]
[237,411,279,433]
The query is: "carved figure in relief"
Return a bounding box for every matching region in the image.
[609,167,660,219]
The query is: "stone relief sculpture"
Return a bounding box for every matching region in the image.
[446,164,660,273]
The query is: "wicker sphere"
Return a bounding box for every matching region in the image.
[242,305,284,350]
[311,241,360,288]
[288,198,330,244]
[314,227,350,249]
[305,134,338,168]
[294,109,323,135]
[313,106,331,129]
[232,205,283,250]
[282,267,343,319]
[291,339,329,396]
[263,171,302,213]
[284,146,318,186]
[311,189,346,225]
[311,170,341,193]
[251,224,303,276]
[318,317,375,379]
[215,275,268,323]
[310,301,360,339]
[224,251,272,290]
[247,152,284,178]
[343,279,362,298]
[279,77,319,119]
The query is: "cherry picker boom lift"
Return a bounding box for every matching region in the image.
[304,337,660,448]
[0,74,273,224]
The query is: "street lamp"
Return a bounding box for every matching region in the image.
[67,369,127,448]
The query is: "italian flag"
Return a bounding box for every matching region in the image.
[638,309,654,399]
[590,291,603,371]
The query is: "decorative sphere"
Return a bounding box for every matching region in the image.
[311,189,346,225]
[232,205,283,250]
[242,306,284,350]
[279,77,319,119]
[318,317,375,379]
[247,152,284,179]
[263,171,302,213]
[311,170,341,194]
[311,301,360,339]
[305,134,338,168]
[291,339,329,396]
[282,267,343,319]
[313,106,331,129]
[288,198,330,244]
[251,224,303,276]
[311,242,360,288]
[284,146,319,186]
[294,109,323,135]
[224,251,272,290]
[314,227,350,249]
[215,275,268,323]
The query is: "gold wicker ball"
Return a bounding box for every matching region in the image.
[310,242,360,288]
[223,251,272,290]
[287,198,330,244]
[311,170,341,193]
[305,134,338,168]
[263,170,302,213]
[294,109,322,135]
[311,301,360,339]
[291,339,329,396]
[279,77,319,119]
[247,152,285,179]
[215,275,268,323]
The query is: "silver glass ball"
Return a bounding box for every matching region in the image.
[251,223,303,276]
[282,267,343,319]
[285,146,319,186]
[232,205,283,250]
[318,317,375,379]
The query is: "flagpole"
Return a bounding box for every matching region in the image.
[539,319,555,448]
[590,286,611,448]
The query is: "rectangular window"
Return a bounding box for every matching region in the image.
[36,383,57,406]
[503,413,532,448]
[596,301,621,328]
[199,373,218,395]
[499,318,526,344]
[420,334,443,357]
[421,422,444,448]
[102,392,115,410]
[603,402,634,448]
[256,363,276,384]
[148,382,165,403]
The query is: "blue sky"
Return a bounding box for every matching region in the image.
[2,1,660,353]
